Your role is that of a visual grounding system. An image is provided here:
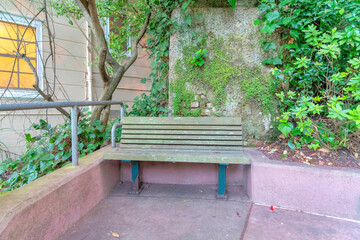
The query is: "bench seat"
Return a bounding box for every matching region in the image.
[104,117,250,198]
[105,145,250,164]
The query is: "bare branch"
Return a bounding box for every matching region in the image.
[15,52,70,118]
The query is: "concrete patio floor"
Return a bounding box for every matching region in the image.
[60,183,360,240]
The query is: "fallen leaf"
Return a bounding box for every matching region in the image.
[355,153,359,159]
[270,205,275,211]
[111,231,120,238]
[236,212,241,217]
[279,134,286,139]
[199,190,203,193]
[319,160,325,165]
[318,148,330,153]
[269,148,278,153]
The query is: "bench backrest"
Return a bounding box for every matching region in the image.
[121,117,243,151]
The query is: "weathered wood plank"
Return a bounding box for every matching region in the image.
[121,134,243,141]
[118,148,242,155]
[123,125,242,130]
[123,117,242,125]
[122,129,242,135]
[118,144,243,151]
[104,149,250,164]
[121,139,243,146]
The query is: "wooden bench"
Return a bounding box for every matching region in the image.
[104,117,250,198]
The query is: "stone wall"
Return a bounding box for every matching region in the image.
[169,2,279,144]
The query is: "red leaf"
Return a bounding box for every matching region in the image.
[270,205,275,211]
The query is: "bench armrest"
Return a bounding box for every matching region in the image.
[111,104,125,147]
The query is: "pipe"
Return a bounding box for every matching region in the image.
[0,100,124,166]
[71,105,79,165]
[86,21,93,109]
[0,101,124,111]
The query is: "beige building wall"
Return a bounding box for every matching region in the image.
[0,0,152,158]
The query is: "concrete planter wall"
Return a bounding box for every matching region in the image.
[120,161,249,185]
[0,147,120,240]
[245,148,360,221]
[1,147,359,240]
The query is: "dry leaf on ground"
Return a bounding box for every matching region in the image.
[111,231,120,238]
[318,148,330,153]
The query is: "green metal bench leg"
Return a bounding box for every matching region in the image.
[217,163,229,199]
[129,161,143,195]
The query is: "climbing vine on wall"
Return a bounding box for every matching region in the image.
[129,0,195,117]
[172,34,277,116]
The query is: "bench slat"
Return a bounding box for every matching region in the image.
[121,134,243,141]
[123,117,242,125]
[122,129,242,135]
[118,144,243,151]
[121,139,243,146]
[122,125,242,131]
[116,149,242,154]
[104,149,250,164]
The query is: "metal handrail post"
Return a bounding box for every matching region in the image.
[71,105,79,166]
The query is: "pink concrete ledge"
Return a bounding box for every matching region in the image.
[245,148,360,221]
[120,161,249,186]
[0,147,120,240]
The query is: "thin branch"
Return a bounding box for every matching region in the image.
[15,52,70,118]
[74,0,92,26]
[124,10,151,72]
[98,48,110,82]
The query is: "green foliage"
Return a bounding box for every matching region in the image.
[50,0,151,61]
[128,81,169,117]
[52,0,195,117]
[173,34,277,116]
[190,49,208,66]
[0,109,121,193]
[227,0,236,9]
[256,0,360,152]
[129,0,194,116]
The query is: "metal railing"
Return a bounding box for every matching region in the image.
[0,101,124,166]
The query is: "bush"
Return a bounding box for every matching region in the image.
[0,108,121,193]
[256,0,360,153]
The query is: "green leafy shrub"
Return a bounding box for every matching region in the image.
[190,49,208,66]
[0,109,121,193]
[256,0,360,153]
[128,81,169,117]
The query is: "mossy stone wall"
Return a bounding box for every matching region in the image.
[169,5,279,144]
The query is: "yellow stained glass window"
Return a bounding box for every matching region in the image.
[0,20,36,89]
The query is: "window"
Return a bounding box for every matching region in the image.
[0,12,42,98]
[104,17,131,57]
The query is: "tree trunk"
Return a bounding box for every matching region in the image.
[74,0,151,127]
